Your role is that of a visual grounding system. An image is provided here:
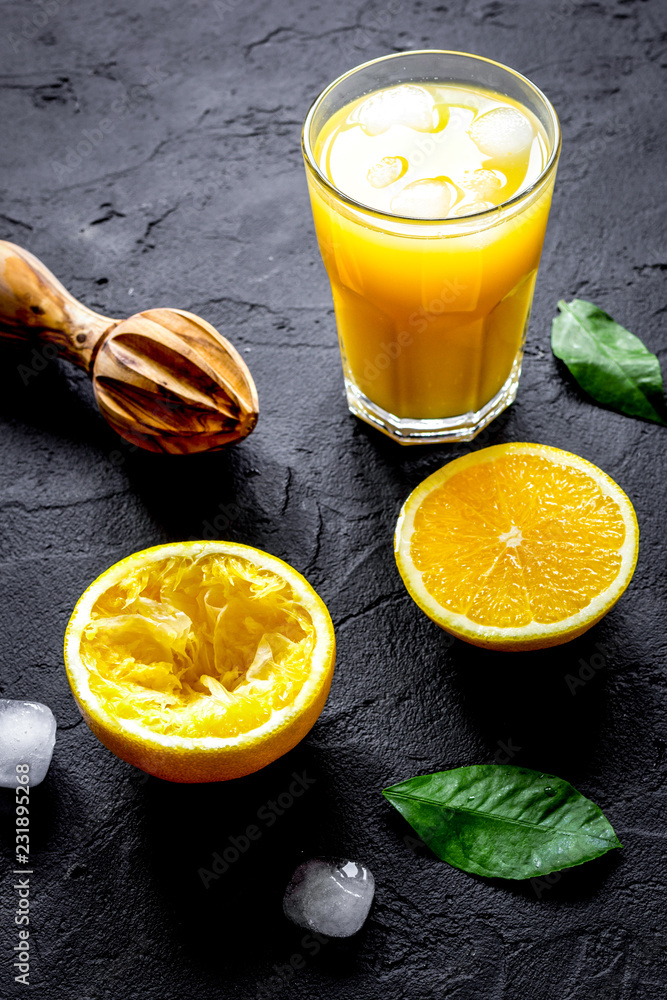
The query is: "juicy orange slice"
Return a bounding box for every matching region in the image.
[64,542,335,781]
[395,443,638,650]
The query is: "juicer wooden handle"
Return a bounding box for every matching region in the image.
[0,240,117,372]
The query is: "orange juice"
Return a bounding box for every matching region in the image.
[302,54,560,442]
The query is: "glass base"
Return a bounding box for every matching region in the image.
[345,359,522,444]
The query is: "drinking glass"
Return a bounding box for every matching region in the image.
[302,50,561,443]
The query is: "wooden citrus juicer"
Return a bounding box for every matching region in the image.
[0,240,259,454]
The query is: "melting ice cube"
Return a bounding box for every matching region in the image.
[367,155,408,189]
[469,107,534,158]
[391,177,452,219]
[283,857,375,937]
[453,199,495,217]
[461,168,504,199]
[359,85,434,136]
[0,700,56,786]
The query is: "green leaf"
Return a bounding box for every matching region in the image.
[551,298,667,425]
[383,765,622,880]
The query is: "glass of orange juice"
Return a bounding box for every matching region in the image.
[302,51,561,443]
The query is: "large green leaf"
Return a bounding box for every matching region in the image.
[551,298,666,425]
[383,765,622,880]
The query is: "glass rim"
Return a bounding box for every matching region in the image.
[301,49,562,225]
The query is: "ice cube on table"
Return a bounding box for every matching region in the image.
[283,857,375,937]
[391,177,452,219]
[0,700,56,787]
[359,85,434,136]
[469,107,534,158]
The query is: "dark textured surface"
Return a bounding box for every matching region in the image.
[0,0,666,997]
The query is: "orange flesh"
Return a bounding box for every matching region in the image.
[410,453,627,627]
[79,554,316,739]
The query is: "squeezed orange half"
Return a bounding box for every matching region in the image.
[65,542,335,781]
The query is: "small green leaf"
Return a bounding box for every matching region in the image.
[383,765,622,880]
[551,298,667,425]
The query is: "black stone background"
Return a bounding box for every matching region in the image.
[0,0,665,997]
